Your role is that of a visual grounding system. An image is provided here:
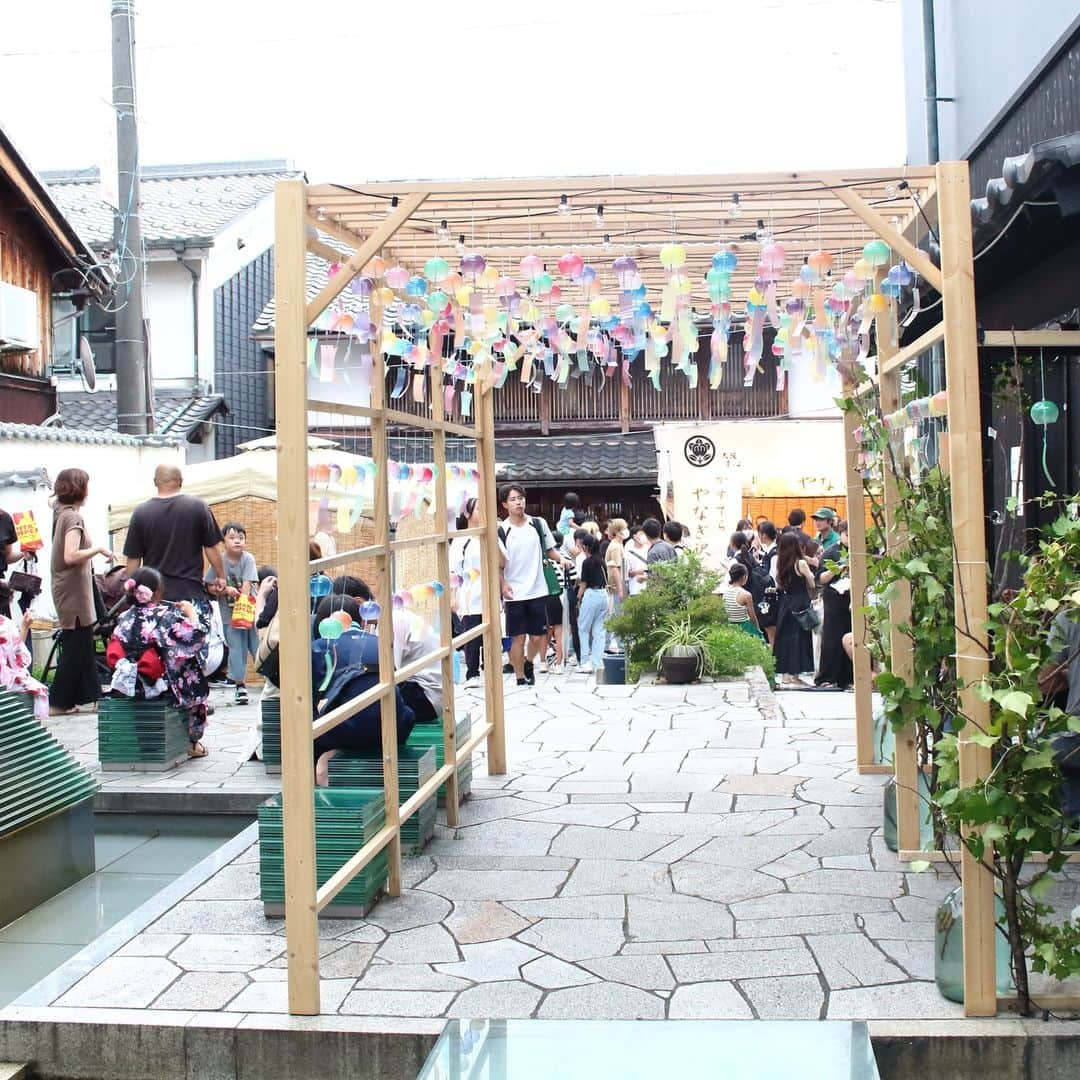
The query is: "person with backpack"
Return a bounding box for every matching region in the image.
[450,497,485,687]
[497,483,571,687]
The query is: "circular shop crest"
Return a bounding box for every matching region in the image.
[684,435,716,467]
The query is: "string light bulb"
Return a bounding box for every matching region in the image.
[558,194,570,216]
[729,192,742,218]
[316,206,327,222]
[594,205,605,228]
[437,219,450,242]
[456,234,466,254]
[386,195,399,216]
[602,234,612,251]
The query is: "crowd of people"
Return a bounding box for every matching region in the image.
[720,507,854,689]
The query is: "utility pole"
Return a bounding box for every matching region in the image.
[111,0,151,435]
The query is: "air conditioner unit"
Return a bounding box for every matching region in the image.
[0,282,40,351]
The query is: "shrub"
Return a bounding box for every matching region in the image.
[606,551,722,672]
[704,625,776,680]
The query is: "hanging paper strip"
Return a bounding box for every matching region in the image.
[645,336,658,372]
[556,354,570,385]
[461,390,473,417]
[307,338,318,374]
[444,384,456,414]
[708,332,727,389]
[411,371,426,402]
[621,358,632,388]
[649,367,661,391]
[319,343,336,384]
[517,345,532,384]
[390,365,408,399]
[493,361,509,389]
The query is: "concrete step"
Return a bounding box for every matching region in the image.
[0,1064,28,1080]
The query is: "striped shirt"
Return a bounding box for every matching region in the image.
[722,586,751,623]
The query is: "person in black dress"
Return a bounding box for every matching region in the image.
[772,531,816,687]
[815,521,853,689]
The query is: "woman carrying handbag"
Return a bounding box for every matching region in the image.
[772,531,817,688]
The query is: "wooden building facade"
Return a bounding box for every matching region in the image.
[0,129,108,424]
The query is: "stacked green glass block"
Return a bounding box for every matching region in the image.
[407,712,472,805]
[261,698,281,773]
[258,788,388,916]
[97,696,190,771]
[327,745,436,854]
[0,690,98,838]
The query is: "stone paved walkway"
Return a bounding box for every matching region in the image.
[46,687,274,803]
[26,671,992,1022]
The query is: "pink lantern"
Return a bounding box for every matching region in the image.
[519,254,543,278]
[495,276,517,298]
[385,266,409,290]
[557,252,584,279]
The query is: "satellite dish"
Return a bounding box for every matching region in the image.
[76,336,97,391]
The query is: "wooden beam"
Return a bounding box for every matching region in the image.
[877,282,919,852]
[307,236,348,265]
[304,212,369,254]
[430,357,461,825]
[305,166,935,199]
[980,330,1080,348]
[315,824,397,911]
[938,161,996,1018]
[881,322,946,378]
[370,344,403,898]
[273,179,320,1016]
[305,192,428,325]
[307,399,478,440]
[845,389,875,773]
[828,183,944,294]
[478,382,507,775]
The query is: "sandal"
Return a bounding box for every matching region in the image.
[188,742,209,758]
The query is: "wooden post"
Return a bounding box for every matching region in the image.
[938,160,996,1017]
[273,179,320,1015]
[370,345,403,897]
[844,390,875,772]
[478,383,507,774]
[430,361,460,824]
[875,288,920,849]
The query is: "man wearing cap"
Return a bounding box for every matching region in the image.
[811,508,840,551]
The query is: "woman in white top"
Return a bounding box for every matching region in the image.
[624,523,650,597]
[450,497,484,685]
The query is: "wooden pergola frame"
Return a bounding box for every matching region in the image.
[274,179,506,1015]
[270,162,1073,1019]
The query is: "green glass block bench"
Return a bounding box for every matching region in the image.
[0,690,99,925]
[261,698,281,775]
[408,710,472,806]
[327,744,436,855]
[258,788,388,918]
[97,696,191,772]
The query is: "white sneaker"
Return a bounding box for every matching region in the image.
[575,663,594,675]
[538,661,549,674]
[549,662,563,675]
[463,675,481,689]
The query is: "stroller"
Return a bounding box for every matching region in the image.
[40,567,130,685]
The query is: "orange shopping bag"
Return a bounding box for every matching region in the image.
[230,592,256,629]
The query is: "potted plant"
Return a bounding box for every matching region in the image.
[653,617,709,684]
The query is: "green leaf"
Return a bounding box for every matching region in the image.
[1030,875,1056,901]
[983,822,1007,842]
[969,731,999,748]
[908,860,931,873]
[998,691,1034,718]
[924,576,946,602]
[1022,748,1057,772]
[905,558,931,575]
[1015,828,1036,842]
[974,679,994,703]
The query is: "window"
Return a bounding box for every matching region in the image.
[78,302,117,375]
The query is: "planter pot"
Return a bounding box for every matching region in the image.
[602,653,626,685]
[659,646,703,685]
[935,884,1013,1003]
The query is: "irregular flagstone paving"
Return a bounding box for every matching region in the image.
[37,670,1080,1021]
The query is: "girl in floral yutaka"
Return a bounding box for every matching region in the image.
[0,583,49,719]
[105,567,211,757]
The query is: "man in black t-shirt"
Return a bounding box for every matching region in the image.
[124,465,226,601]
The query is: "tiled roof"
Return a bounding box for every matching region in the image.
[43,161,300,247]
[497,432,658,485]
[0,467,50,489]
[971,132,1080,229]
[0,421,181,449]
[57,390,227,442]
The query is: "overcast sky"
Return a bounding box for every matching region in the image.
[1,0,908,183]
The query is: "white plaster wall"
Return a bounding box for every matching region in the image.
[0,438,184,620]
[146,259,201,386]
[653,419,847,567]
